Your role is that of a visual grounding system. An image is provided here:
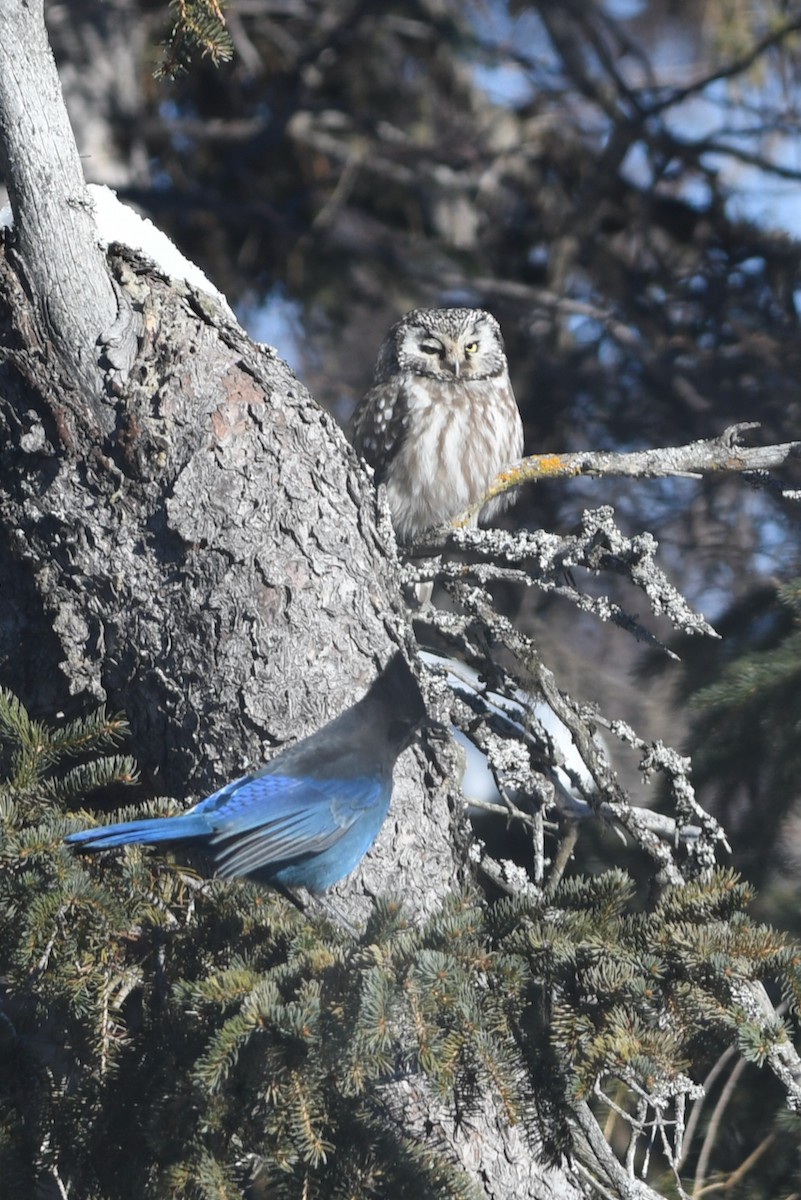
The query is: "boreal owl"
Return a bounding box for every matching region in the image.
[351,308,524,542]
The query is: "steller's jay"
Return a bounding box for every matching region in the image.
[66,653,427,893]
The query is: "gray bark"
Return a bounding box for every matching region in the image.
[0,3,585,1194]
[0,242,458,918]
[0,0,136,422]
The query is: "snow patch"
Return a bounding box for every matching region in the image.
[0,184,235,319]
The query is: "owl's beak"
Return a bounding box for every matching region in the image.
[445,357,461,379]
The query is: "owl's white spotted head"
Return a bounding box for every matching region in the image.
[376,308,507,383]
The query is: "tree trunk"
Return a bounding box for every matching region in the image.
[0,237,457,903]
[0,6,593,1195]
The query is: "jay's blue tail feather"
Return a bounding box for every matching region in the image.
[66,812,213,849]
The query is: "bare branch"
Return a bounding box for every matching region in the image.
[571,1100,671,1200]
[431,424,801,532]
[410,507,717,645]
[645,16,801,115]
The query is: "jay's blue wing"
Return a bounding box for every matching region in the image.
[202,773,383,878]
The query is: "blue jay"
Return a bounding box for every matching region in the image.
[66,653,427,893]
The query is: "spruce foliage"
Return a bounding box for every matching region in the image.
[1,689,800,1197]
[156,0,233,79]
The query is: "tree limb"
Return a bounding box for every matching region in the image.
[0,0,136,428]
[432,424,801,534]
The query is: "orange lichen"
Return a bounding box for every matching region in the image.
[529,453,567,476]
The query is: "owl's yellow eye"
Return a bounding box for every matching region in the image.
[464,342,479,354]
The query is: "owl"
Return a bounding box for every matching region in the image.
[351,308,524,543]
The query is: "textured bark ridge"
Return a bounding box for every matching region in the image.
[0,242,458,914]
